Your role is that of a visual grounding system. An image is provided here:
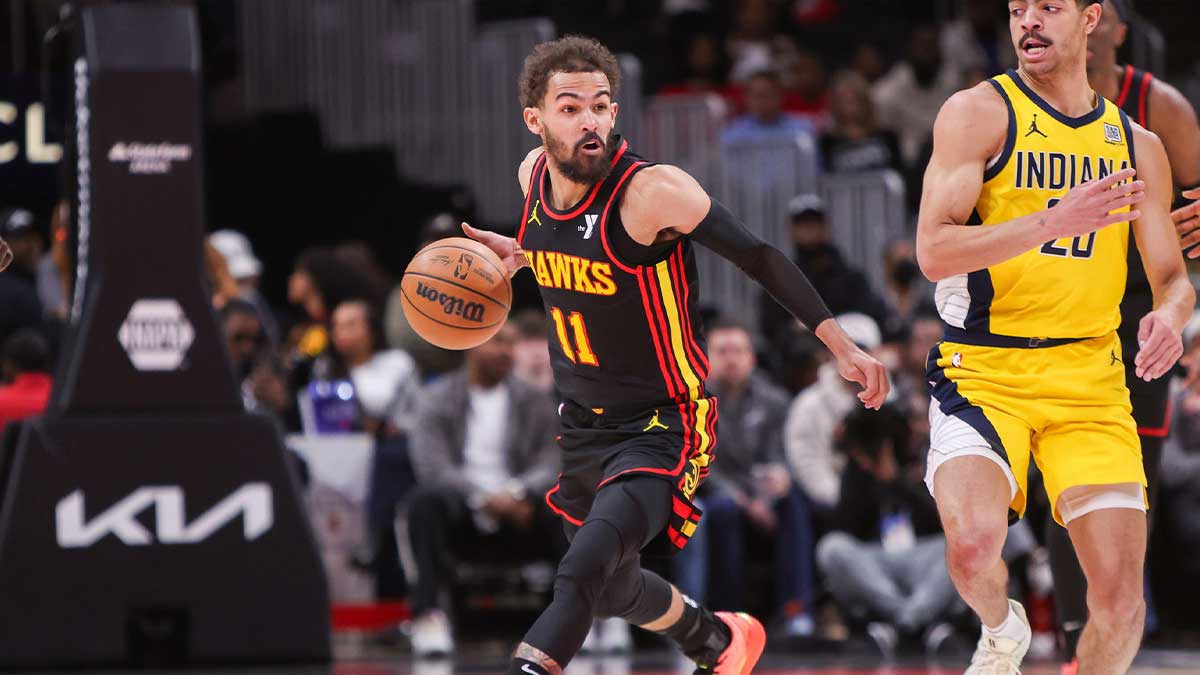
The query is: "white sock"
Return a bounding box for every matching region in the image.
[983,603,1026,642]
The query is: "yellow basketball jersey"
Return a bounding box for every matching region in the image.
[936,70,1137,342]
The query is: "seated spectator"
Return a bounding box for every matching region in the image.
[891,311,943,415]
[406,321,562,657]
[0,330,52,432]
[220,299,268,408]
[819,72,902,175]
[781,48,831,122]
[879,239,936,342]
[784,313,881,513]
[872,26,963,166]
[330,298,422,601]
[330,299,420,434]
[673,320,817,638]
[384,214,466,378]
[38,202,71,321]
[816,405,959,655]
[511,309,554,394]
[759,195,887,354]
[282,247,381,430]
[209,229,279,345]
[658,32,739,103]
[726,0,779,83]
[721,69,815,145]
[0,210,42,346]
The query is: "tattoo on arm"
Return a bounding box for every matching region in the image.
[513,643,563,675]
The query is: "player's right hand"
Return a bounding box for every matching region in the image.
[461,222,529,278]
[1047,168,1144,239]
[835,348,890,411]
[1172,188,1200,258]
[0,238,11,272]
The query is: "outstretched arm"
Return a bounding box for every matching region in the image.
[1130,125,1196,381]
[620,164,889,409]
[916,85,1145,281]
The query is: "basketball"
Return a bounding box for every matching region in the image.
[400,237,512,350]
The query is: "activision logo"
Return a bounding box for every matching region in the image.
[107,141,191,175]
[118,299,195,371]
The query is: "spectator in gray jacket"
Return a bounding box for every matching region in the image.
[785,312,881,512]
[406,321,562,657]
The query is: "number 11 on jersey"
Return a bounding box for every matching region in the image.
[550,307,599,366]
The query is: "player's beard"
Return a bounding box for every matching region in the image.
[543,128,617,185]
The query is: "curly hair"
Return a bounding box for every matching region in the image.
[519,35,621,108]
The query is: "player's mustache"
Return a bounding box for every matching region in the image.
[575,133,605,152]
[1020,32,1053,48]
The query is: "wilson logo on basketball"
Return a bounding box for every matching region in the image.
[415,282,486,323]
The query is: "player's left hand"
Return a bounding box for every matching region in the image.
[1173,188,1200,258]
[1135,310,1184,381]
[0,238,11,272]
[835,348,890,410]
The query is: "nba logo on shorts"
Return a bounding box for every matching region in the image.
[952,352,963,368]
[1104,123,1122,144]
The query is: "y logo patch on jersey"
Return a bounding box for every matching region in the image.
[643,409,669,432]
[527,200,543,227]
[951,352,963,368]
[1104,122,1123,144]
[579,213,598,239]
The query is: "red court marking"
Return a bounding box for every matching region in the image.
[331,601,410,631]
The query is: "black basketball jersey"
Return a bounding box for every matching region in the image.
[517,138,709,410]
[1114,65,1166,422]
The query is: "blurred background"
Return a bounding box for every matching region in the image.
[3,0,1200,670]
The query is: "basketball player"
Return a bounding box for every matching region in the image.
[916,1,1194,673]
[1046,1,1200,670]
[462,36,889,675]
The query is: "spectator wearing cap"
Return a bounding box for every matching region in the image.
[759,195,887,353]
[383,213,467,378]
[209,229,279,346]
[0,209,42,347]
[784,312,882,514]
[0,330,52,433]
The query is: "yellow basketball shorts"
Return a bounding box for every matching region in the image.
[925,331,1146,525]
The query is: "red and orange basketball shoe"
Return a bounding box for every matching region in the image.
[696,612,765,675]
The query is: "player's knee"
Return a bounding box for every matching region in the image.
[944,525,1005,580]
[1086,573,1144,629]
[816,532,858,572]
[553,520,623,610]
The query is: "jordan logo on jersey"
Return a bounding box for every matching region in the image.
[527,200,543,227]
[643,410,669,432]
[1026,113,1047,138]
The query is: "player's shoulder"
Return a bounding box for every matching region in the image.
[1128,118,1166,156]
[624,164,708,212]
[932,82,1010,156]
[938,81,1010,125]
[1147,75,1196,118]
[518,145,545,196]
